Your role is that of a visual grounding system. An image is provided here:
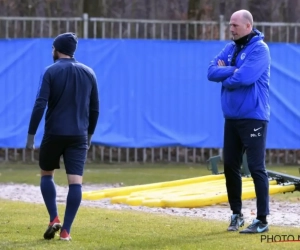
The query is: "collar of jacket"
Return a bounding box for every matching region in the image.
[55,58,76,63]
[234,30,256,46]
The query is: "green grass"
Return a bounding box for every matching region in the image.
[0,163,299,185]
[0,163,299,201]
[1,200,300,250]
[1,163,300,249]
[0,163,211,186]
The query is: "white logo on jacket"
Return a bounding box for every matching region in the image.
[241,53,246,60]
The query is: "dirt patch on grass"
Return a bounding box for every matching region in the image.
[1,183,299,227]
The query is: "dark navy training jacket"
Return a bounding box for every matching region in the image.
[28,58,99,136]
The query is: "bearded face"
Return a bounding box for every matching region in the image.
[52,47,59,62]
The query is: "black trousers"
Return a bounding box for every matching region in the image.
[223,119,269,216]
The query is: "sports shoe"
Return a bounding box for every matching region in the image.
[43,216,62,240]
[240,219,269,234]
[227,214,244,231]
[60,229,72,241]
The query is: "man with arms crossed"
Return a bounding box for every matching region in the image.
[26,32,99,240]
[207,10,270,233]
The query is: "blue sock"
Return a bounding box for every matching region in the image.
[40,175,58,222]
[62,184,82,234]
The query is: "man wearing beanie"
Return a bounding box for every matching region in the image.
[26,32,99,241]
[52,32,78,58]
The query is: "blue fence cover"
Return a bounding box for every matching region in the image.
[1,39,300,149]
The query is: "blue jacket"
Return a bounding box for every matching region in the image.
[207,29,271,121]
[28,58,99,136]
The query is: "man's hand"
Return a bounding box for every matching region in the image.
[218,59,226,66]
[88,134,92,149]
[26,134,35,149]
[234,68,238,73]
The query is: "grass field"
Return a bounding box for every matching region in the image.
[1,163,300,201]
[1,163,300,249]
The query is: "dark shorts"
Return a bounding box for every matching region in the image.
[39,134,88,176]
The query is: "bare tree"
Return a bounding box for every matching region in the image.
[1,0,300,40]
[2,0,300,22]
[286,0,300,22]
[0,0,83,16]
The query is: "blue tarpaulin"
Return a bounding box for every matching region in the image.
[1,39,300,149]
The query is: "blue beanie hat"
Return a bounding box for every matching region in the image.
[53,32,78,57]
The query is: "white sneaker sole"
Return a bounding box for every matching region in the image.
[60,236,72,241]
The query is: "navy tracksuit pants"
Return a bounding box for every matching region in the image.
[223,119,269,216]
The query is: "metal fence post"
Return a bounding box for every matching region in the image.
[83,13,89,38]
[219,15,225,40]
